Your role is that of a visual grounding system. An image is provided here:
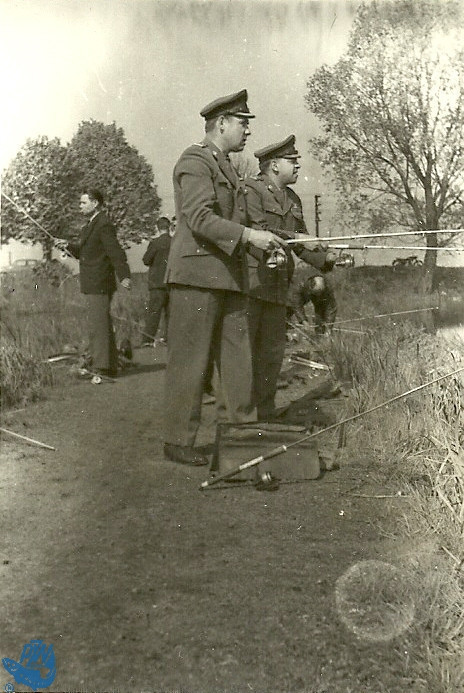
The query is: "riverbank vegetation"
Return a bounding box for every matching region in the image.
[1,265,463,690]
[319,322,463,692]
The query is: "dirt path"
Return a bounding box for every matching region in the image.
[1,348,414,693]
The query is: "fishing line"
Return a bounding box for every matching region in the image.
[1,191,76,261]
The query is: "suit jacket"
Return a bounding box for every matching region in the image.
[68,211,130,295]
[244,174,332,304]
[165,139,248,292]
[143,232,171,289]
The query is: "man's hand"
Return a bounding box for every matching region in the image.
[325,250,338,268]
[120,277,131,290]
[246,228,284,251]
[54,239,68,251]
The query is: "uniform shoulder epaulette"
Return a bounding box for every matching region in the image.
[192,142,207,148]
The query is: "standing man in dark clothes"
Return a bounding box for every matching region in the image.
[142,216,171,346]
[56,188,131,378]
[164,89,284,466]
[244,135,336,420]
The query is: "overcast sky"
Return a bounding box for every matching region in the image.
[2,0,460,268]
[1,0,357,221]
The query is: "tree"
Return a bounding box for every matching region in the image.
[66,120,161,245]
[305,0,464,289]
[1,136,77,259]
[230,153,258,179]
[1,121,162,258]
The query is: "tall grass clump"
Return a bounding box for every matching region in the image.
[318,318,464,692]
[0,271,152,409]
[0,329,54,409]
[1,273,83,409]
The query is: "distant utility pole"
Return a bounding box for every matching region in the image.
[314,194,321,237]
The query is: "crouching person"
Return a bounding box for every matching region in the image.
[288,248,337,335]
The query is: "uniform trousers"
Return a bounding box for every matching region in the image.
[86,293,118,372]
[164,285,255,448]
[247,298,287,420]
[146,287,169,341]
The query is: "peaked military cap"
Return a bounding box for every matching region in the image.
[254,135,300,162]
[200,89,255,120]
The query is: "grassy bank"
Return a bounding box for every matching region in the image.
[0,271,148,408]
[310,323,464,692]
[2,265,462,410]
[1,266,463,690]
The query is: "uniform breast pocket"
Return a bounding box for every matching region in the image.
[289,205,304,233]
[215,179,234,217]
[263,203,284,229]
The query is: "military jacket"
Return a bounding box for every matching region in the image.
[244,174,327,305]
[165,139,249,292]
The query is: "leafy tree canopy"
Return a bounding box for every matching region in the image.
[305,0,464,270]
[230,153,258,179]
[1,136,77,258]
[67,121,161,245]
[1,120,162,255]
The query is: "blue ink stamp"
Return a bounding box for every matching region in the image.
[2,640,56,691]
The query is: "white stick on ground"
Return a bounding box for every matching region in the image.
[0,427,56,451]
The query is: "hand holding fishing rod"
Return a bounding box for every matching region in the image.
[1,191,76,261]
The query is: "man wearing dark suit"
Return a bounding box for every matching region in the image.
[244,135,337,420]
[142,216,171,345]
[164,89,284,466]
[58,188,131,377]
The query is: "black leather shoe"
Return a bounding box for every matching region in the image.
[163,443,208,466]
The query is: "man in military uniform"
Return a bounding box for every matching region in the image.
[245,135,336,421]
[164,89,284,466]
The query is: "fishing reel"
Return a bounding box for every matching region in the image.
[254,471,280,492]
[265,247,287,269]
[334,252,355,268]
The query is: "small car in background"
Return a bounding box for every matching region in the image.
[1,258,42,274]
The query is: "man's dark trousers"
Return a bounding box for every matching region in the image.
[86,293,118,373]
[247,298,287,420]
[146,288,169,341]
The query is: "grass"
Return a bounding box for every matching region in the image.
[297,290,463,691]
[287,264,464,691]
[1,264,463,690]
[0,270,150,409]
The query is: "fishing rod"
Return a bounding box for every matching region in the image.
[200,366,464,489]
[285,228,463,244]
[288,319,368,337]
[1,191,76,260]
[327,244,464,252]
[329,306,438,327]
